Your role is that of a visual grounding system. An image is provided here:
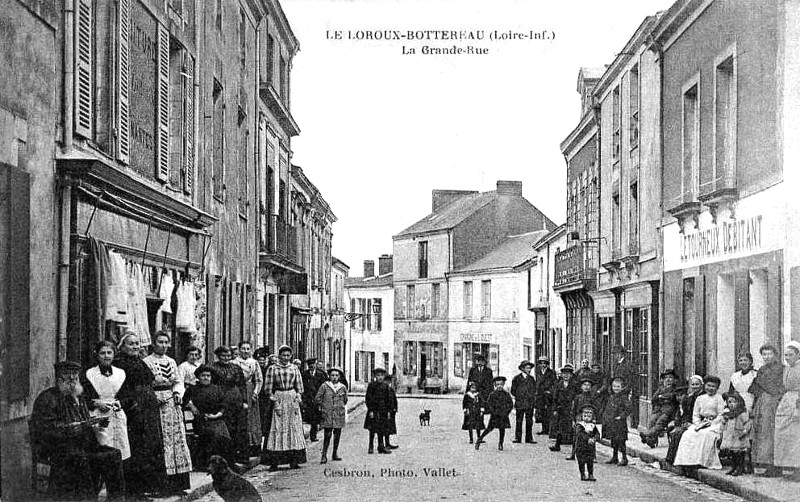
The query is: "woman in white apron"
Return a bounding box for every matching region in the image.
[84,340,131,460]
[261,345,307,470]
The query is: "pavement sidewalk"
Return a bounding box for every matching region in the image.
[153,397,367,502]
[597,428,796,502]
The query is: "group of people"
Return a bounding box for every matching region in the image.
[30,332,351,501]
[460,341,800,483]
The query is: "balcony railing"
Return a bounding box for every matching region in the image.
[261,214,299,265]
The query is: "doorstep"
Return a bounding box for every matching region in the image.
[595,428,796,502]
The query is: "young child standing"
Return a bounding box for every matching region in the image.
[575,405,601,481]
[475,376,513,451]
[462,381,485,444]
[364,367,393,454]
[602,377,631,466]
[315,367,348,464]
[720,392,753,476]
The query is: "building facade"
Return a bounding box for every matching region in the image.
[530,226,568,370]
[447,231,549,390]
[345,257,394,391]
[289,164,336,361]
[593,15,663,426]
[655,0,800,391]
[393,181,555,393]
[557,68,602,371]
[330,257,349,369]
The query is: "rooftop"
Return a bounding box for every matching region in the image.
[452,230,551,274]
[345,273,393,289]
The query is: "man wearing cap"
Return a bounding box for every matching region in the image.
[302,358,329,442]
[549,363,580,456]
[610,345,638,427]
[640,369,679,448]
[30,361,125,501]
[467,354,494,403]
[534,355,557,435]
[511,360,537,444]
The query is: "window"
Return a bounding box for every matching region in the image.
[431,283,441,318]
[279,55,287,102]
[481,280,491,319]
[629,65,639,149]
[682,81,699,201]
[419,342,443,378]
[266,35,275,85]
[714,55,736,190]
[463,281,473,318]
[237,128,248,217]
[418,241,428,279]
[566,308,576,365]
[383,352,390,373]
[373,298,382,332]
[215,0,223,30]
[624,307,652,399]
[612,193,620,258]
[612,85,621,162]
[212,77,224,201]
[523,337,533,362]
[355,351,375,382]
[629,182,639,255]
[403,341,417,376]
[406,285,415,319]
[239,9,246,71]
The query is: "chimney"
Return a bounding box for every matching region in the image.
[363,260,375,278]
[378,254,393,275]
[496,180,523,196]
[432,189,479,212]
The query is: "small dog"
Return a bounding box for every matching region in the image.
[209,455,261,502]
[419,409,432,426]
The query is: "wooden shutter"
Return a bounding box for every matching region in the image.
[74,0,93,138]
[156,24,170,181]
[116,0,131,163]
[184,55,195,194]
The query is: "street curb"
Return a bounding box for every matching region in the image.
[597,435,787,502]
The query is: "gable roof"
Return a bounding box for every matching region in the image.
[394,191,498,238]
[452,230,550,274]
[345,273,393,289]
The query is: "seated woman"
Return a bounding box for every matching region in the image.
[666,375,704,464]
[185,364,233,468]
[674,375,726,474]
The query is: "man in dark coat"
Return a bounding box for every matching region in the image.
[466,354,494,403]
[30,361,125,501]
[364,367,394,454]
[302,358,329,442]
[511,360,537,444]
[549,364,580,456]
[534,355,557,435]
[610,345,638,427]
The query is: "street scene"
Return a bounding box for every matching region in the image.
[2,0,800,501]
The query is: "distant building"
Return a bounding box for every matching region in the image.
[448,230,549,388]
[530,226,569,370]
[393,180,556,393]
[345,257,394,392]
[330,257,350,369]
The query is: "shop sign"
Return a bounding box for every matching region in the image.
[680,215,763,263]
[459,333,492,342]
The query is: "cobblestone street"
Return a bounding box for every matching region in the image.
[197,397,745,502]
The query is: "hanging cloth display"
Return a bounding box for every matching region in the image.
[125,261,152,346]
[105,250,129,323]
[158,272,175,315]
[175,279,196,332]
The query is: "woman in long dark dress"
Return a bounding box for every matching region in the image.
[114,332,166,496]
[185,364,233,467]
[254,348,274,444]
[210,346,248,464]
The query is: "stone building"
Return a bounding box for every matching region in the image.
[345,257,394,391]
[392,181,555,393]
[530,226,568,369]
[330,257,350,369]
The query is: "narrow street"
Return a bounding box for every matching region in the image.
[197,397,744,502]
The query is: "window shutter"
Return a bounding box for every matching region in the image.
[74,0,93,139]
[156,24,170,181]
[116,0,131,163]
[184,55,195,194]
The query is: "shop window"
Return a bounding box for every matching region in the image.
[419,341,443,378]
[455,342,499,377]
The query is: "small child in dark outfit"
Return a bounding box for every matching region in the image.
[475,376,514,451]
[462,381,485,444]
[602,377,631,466]
[574,405,601,481]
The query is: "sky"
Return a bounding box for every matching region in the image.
[280,0,675,273]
